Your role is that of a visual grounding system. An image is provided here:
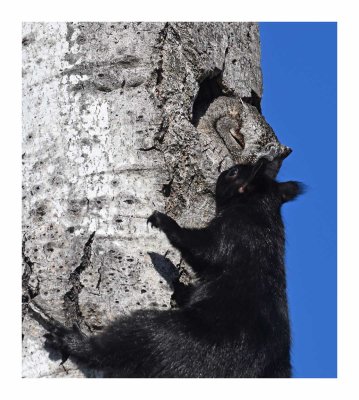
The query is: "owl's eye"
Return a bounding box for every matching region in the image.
[227,167,239,177]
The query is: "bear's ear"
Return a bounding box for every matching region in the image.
[278,181,305,203]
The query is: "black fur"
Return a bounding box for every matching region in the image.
[44,161,303,378]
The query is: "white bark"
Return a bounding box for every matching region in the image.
[22,22,289,378]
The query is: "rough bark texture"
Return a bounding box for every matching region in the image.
[22,22,289,378]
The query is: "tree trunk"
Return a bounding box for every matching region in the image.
[22,22,289,378]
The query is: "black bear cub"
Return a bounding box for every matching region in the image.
[44,160,303,377]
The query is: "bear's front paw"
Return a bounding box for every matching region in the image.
[44,323,85,362]
[147,210,167,230]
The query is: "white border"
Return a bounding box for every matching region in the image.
[1,0,357,398]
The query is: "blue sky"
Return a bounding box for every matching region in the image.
[259,22,337,378]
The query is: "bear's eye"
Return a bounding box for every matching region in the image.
[228,167,238,177]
